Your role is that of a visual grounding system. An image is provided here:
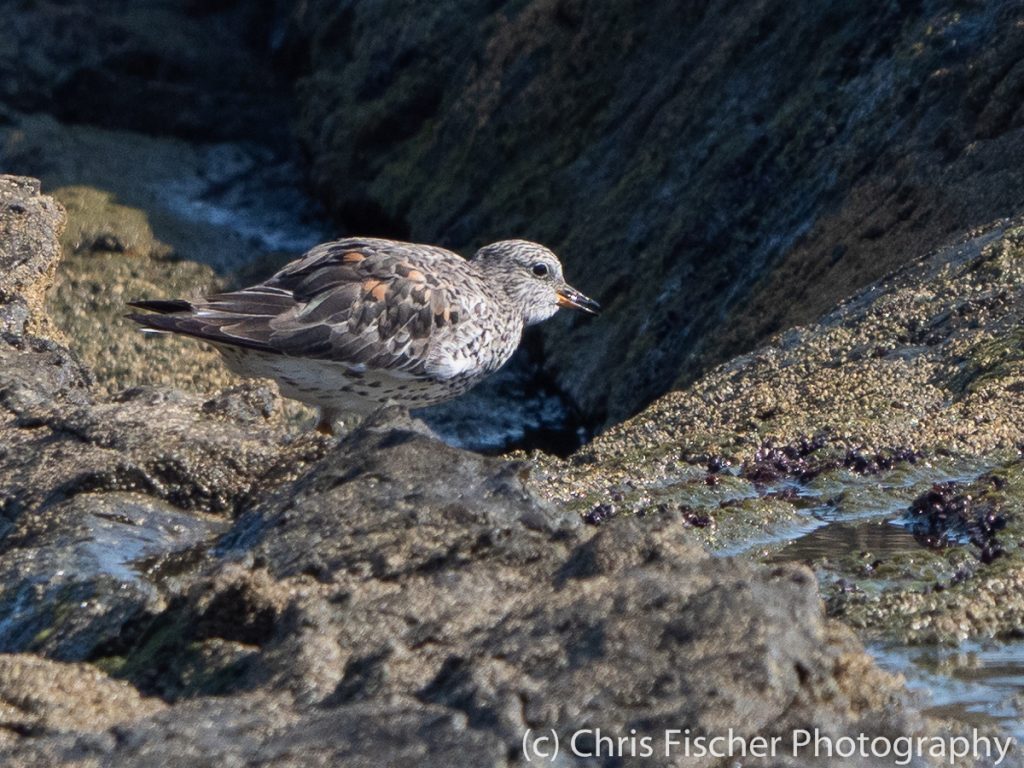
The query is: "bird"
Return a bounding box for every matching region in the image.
[127,237,600,434]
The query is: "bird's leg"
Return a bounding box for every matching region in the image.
[316,407,341,436]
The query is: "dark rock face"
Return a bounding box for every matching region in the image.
[0,175,942,765]
[0,492,223,661]
[290,0,1024,426]
[0,1,293,142]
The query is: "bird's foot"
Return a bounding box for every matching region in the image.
[315,408,349,437]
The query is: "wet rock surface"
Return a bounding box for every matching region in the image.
[542,218,1024,509]
[533,216,1024,660]
[0,176,993,765]
[0,492,223,661]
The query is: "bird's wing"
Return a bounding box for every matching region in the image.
[129,238,475,379]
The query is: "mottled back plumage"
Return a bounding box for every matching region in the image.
[128,237,599,433]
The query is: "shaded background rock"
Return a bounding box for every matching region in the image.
[0,0,294,143]
[287,0,1024,427]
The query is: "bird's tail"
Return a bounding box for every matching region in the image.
[125,299,198,335]
[126,299,194,314]
[126,298,277,353]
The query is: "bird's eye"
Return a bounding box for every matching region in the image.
[531,263,549,277]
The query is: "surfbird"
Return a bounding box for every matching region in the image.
[128,237,600,434]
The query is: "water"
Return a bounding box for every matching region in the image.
[84,500,226,586]
[872,642,1024,741]
[714,457,994,559]
[417,350,586,455]
[710,456,1024,741]
[767,517,921,563]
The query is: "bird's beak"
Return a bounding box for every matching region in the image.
[556,285,601,315]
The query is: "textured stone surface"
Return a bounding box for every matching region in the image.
[0,174,979,767]
[0,175,66,339]
[0,654,164,744]
[534,216,1024,648]
[0,177,329,668]
[540,217,1024,510]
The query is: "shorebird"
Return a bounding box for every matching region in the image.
[128,237,599,434]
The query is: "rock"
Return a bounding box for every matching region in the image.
[0,492,225,661]
[0,174,1006,764]
[0,122,326,424]
[55,186,166,258]
[0,175,66,339]
[2,381,327,519]
[541,217,1024,511]
[0,3,292,143]
[70,419,927,762]
[0,654,164,744]
[5,0,1024,440]
[228,407,581,580]
[13,475,935,765]
[535,216,1024,648]
[0,176,329,666]
[43,199,238,400]
[290,1,1024,428]
[0,694,503,768]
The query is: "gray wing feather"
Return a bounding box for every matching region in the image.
[131,238,476,380]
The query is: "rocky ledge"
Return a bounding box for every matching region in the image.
[538,213,1024,647]
[2,176,1001,763]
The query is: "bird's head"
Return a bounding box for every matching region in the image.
[472,240,600,326]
